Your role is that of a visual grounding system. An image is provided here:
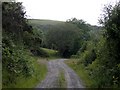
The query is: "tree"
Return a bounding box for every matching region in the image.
[2,2,33,86]
[2,2,32,42]
[45,23,82,57]
[66,18,90,41]
[99,1,120,67]
[100,2,120,86]
[89,1,120,87]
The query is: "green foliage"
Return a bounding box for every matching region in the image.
[29,18,95,58]
[40,48,59,58]
[2,31,34,86]
[88,36,120,87]
[45,23,82,57]
[76,42,87,56]
[2,2,32,37]
[2,46,34,86]
[35,48,50,57]
[76,40,97,66]
[93,2,120,87]
[2,2,41,87]
[3,1,120,88]
[81,49,96,66]
[3,57,47,88]
[66,18,90,41]
[30,47,59,58]
[74,2,120,87]
[71,55,79,58]
[28,19,64,39]
[23,29,43,49]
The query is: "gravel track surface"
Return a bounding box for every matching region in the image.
[36,59,85,88]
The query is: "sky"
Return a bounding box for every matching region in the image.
[17,0,119,25]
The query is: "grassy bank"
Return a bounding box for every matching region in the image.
[4,57,47,88]
[38,48,60,59]
[41,48,60,58]
[65,59,94,87]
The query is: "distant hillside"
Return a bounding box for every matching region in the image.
[28,19,64,25]
[28,19,102,39]
[28,19,65,32]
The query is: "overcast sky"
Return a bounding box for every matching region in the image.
[17,0,119,25]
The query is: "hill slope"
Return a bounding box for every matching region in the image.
[28,19,64,25]
[28,19,65,32]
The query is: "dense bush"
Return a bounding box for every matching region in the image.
[96,2,120,87]
[75,2,120,88]
[82,49,96,66]
[23,29,43,49]
[2,39,34,86]
[2,2,34,86]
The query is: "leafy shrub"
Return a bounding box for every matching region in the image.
[2,2,41,88]
[2,43,34,86]
[79,49,96,66]
[76,42,87,56]
[87,36,120,87]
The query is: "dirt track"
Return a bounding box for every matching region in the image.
[36,59,85,88]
